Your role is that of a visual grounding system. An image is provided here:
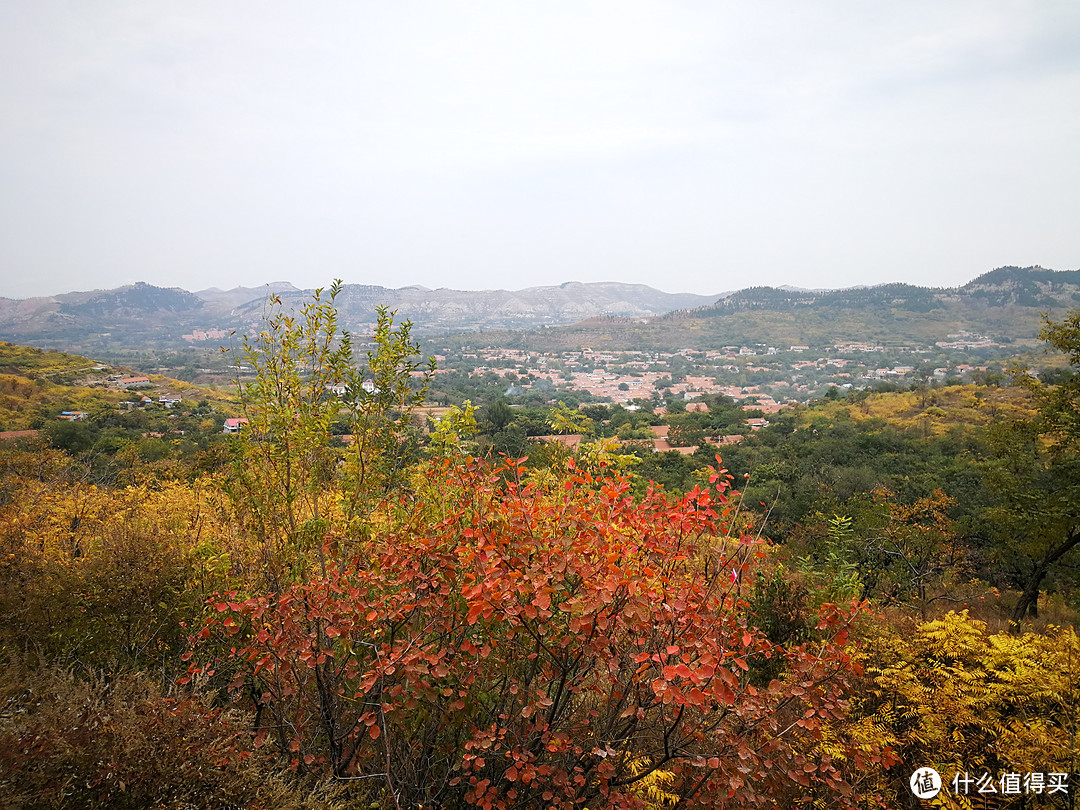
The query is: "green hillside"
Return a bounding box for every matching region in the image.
[433,266,1080,352]
[0,341,100,380]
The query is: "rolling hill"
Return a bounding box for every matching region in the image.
[0,280,724,353]
[1,266,1078,355]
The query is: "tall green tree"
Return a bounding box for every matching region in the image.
[484,398,513,432]
[336,303,433,526]
[227,282,431,587]
[988,309,1080,631]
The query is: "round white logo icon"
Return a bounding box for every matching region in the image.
[910,767,942,799]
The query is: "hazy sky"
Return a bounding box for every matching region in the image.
[1,1,1078,298]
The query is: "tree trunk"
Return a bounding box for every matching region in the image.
[1010,527,1080,633]
[1010,575,1043,631]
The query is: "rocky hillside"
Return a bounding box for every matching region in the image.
[2,266,1078,355]
[0,280,723,353]
[436,266,1080,352]
[230,281,723,333]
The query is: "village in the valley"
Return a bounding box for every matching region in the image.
[431,332,1004,408]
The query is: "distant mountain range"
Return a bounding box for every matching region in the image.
[0,266,1077,355]
[0,280,724,354]
[434,266,1080,352]
[703,266,1080,314]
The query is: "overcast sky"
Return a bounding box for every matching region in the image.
[1,1,1078,299]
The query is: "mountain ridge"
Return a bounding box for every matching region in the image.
[435,266,1080,352]
[1,266,1077,354]
[0,279,725,352]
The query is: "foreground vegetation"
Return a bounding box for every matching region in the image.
[1,286,1078,808]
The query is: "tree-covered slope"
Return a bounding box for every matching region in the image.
[443,266,1080,352]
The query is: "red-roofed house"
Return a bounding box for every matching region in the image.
[117,376,151,388]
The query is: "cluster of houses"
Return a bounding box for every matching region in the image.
[181,328,232,343]
[441,335,1002,411]
[117,393,183,409]
[50,394,186,426]
[103,375,180,409]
